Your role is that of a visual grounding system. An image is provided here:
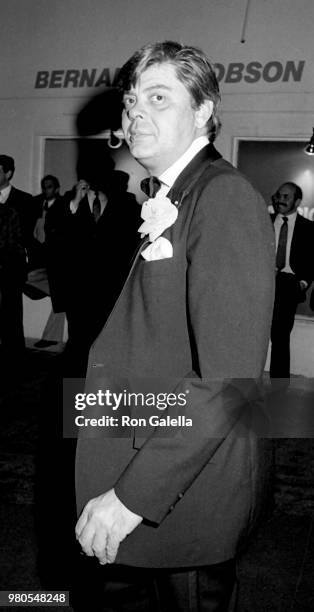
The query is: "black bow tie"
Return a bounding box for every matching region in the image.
[140,176,161,198]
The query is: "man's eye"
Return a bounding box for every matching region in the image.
[123,96,136,108]
[151,94,165,104]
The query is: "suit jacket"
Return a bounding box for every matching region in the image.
[5,186,35,254]
[63,190,140,323]
[271,212,314,286]
[25,194,70,310]
[27,194,65,269]
[0,205,27,286]
[75,144,275,568]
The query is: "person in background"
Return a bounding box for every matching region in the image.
[75,41,275,612]
[0,155,34,251]
[29,174,62,268]
[0,154,33,359]
[25,174,66,348]
[62,168,140,376]
[0,204,27,370]
[270,182,314,382]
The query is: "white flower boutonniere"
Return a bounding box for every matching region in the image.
[138,195,178,242]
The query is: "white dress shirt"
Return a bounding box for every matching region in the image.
[41,197,56,217]
[0,184,12,204]
[157,136,209,197]
[70,190,107,216]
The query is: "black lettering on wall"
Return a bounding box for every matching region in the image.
[282,60,305,82]
[35,71,49,88]
[95,68,111,87]
[33,60,306,89]
[64,70,80,87]
[49,70,65,88]
[263,61,283,82]
[79,69,97,87]
[244,62,262,83]
[213,63,225,83]
[225,63,244,83]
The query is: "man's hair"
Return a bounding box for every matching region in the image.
[0,155,15,174]
[116,40,221,142]
[279,182,303,202]
[41,174,60,190]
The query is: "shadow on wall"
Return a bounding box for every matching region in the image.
[75,86,148,203]
[75,86,122,190]
[76,86,123,136]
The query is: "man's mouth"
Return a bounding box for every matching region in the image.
[129,131,151,143]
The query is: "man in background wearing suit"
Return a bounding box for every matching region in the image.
[0,205,27,369]
[0,155,34,250]
[63,169,140,376]
[24,174,66,348]
[0,155,33,362]
[75,41,275,611]
[270,182,314,382]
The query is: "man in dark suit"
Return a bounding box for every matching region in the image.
[0,155,34,250]
[62,170,140,376]
[0,155,33,360]
[75,41,275,611]
[24,174,67,347]
[0,205,27,367]
[28,174,63,271]
[270,182,314,381]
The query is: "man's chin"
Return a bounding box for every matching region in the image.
[129,145,154,166]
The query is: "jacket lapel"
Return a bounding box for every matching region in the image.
[290,213,301,259]
[91,145,222,339]
[167,143,221,205]
[6,186,15,205]
[130,144,221,262]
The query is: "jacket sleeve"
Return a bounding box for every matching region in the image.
[115,172,275,523]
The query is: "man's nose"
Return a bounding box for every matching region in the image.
[127,101,145,120]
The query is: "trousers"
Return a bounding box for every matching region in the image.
[72,558,237,612]
[270,272,301,379]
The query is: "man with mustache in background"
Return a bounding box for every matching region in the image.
[270,182,314,383]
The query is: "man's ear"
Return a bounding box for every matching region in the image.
[195,100,213,129]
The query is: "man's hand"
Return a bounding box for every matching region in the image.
[75,488,142,565]
[299,280,308,291]
[70,180,90,212]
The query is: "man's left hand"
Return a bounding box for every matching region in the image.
[75,488,142,564]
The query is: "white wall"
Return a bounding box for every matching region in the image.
[2,0,314,374]
[3,0,314,193]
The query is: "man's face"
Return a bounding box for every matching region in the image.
[0,165,11,190]
[274,184,299,215]
[42,179,58,201]
[122,62,208,175]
